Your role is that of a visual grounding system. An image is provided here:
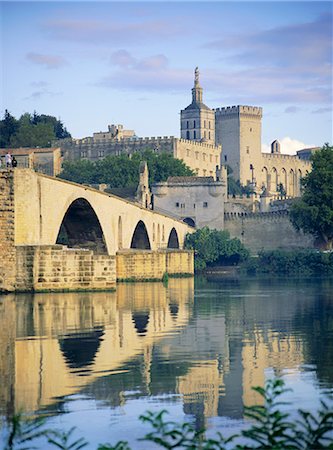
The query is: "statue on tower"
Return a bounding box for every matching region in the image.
[194,66,200,85]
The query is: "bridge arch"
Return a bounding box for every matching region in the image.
[130,220,151,249]
[167,228,180,249]
[56,198,108,254]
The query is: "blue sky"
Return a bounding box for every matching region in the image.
[1,1,332,154]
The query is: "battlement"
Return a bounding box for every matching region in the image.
[215,105,262,117]
[61,136,177,146]
[176,138,221,150]
[224,210,289,221]
[262,153,312,166]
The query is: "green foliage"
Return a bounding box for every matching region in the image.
[0,111,71,148]
[290,144,333,249]
[245,249,333,276]
[59,150,194,187]
[139,410,234,449]
[4,413,48,450]
[47,428,88,450]
[3,379,333,449]
[185,227,250,271]
[0,110,19,148]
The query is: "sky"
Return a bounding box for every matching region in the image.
[1,1,332,154]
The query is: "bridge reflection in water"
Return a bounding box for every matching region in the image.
[0,279,193,416]
[0,277,315,430]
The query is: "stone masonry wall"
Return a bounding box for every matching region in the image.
[116,249,194,281]
[0,170,16,292]
[224,211,315,254]
[15,245,116,291]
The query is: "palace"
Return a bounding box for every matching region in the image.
[55,67,312,198]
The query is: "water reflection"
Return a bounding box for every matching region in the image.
[0,279,194,416]
[0,276,332,438]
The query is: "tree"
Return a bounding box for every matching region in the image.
[290,144,333,249]
[0,111,71,148]
[59,150,194,187]
[184,227,249,270]
[0,110,19,147]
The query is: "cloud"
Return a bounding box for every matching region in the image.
[312,107,332,114]
[24,90,62,100]
[204,13,332,105]
[263,137,315,155]
[26,52,68,69]
[285,106,301,114]
[110,50,168,71]
[206,13,332,69]
[98,61,331,105]
[43,18,179,45]
[30,81,49,88]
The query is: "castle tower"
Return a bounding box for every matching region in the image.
[180,67,215,145]
[215,106,262,186]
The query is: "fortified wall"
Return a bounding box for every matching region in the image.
[56,136,222,177]
[224,211,314,254]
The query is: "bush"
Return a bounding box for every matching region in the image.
[245,249,333,276]
[184,227,249,271]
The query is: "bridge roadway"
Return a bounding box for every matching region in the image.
[0,169,194,292]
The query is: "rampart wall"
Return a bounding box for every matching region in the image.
[224,211,315,254]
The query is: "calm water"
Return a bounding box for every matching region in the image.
[0,276,332,448]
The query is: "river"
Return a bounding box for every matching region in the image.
[0,276,332,448]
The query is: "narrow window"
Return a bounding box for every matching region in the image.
[224,155,227,162]
[193,130,196,139]
[186,131,190,139]
[176,202,179,207]
[203,202,208,208]
[187,121,189,129]
[193,120,196,128]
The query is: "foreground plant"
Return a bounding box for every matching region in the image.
[3,379,332,449]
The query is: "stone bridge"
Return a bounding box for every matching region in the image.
[0,169,194,292]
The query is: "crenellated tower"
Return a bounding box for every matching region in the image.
[180,67,215,145]
[215,105,263,186]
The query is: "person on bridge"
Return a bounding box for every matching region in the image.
[12,156,18,168]
[5,151,12,168]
